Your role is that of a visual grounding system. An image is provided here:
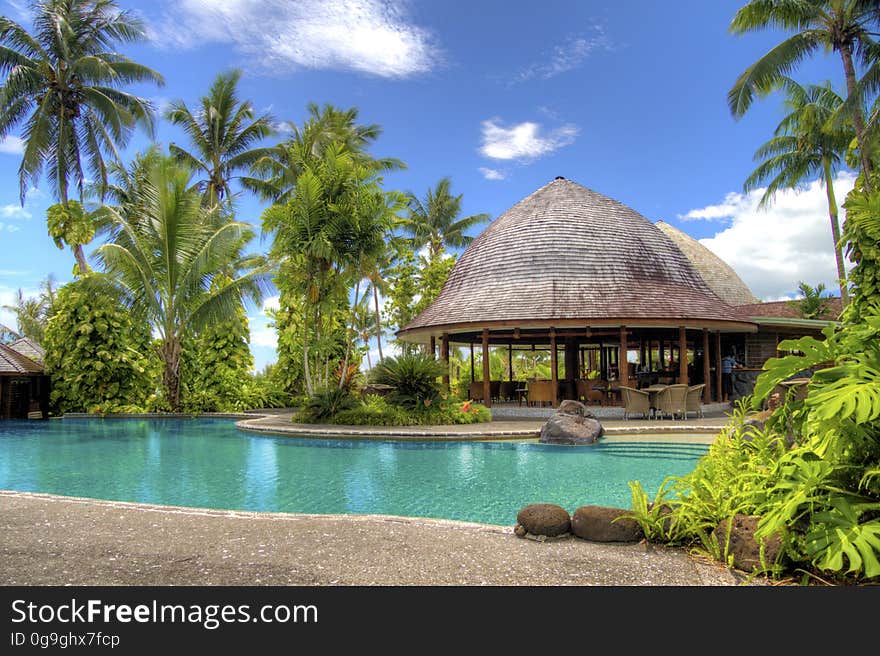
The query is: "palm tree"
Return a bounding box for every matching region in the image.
[2,288,46,342]
[0,0,164,274]
[728,0,878,180]
[744,78,853,303]
[165,69,275,207]
[401,177,491,259]
[243,102,405,204]
[95,154,271,411]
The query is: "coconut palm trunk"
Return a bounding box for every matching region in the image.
[822,157,849,305]
[839,45,874,184]
[373,283,384,362]
[160,337,183,411]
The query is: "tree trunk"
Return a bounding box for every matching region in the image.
[57,167,90,277]
[823,157,849,306]
[338,279,361,389]
[840,45,873,186]
[161,337,182,412]
[373,282,383,362]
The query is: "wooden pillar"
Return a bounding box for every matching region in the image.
[429,335,436,360]
[564,337,578,399]
[508,343,513,383]
[702,328,711,403]
[599,341,606,379]
[469,342,475,382]
[679,326,688,385]
[482,328,491,408]
[715,331,723,402]
[618,326,628,386]
[550,328,558,407]
[441,332,449,390]
[659,340,665,369]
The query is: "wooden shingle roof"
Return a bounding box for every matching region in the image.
[736,298,843,321]
[655,221,759,306]
[8,338,45,364]
[0,342,43,375]
[399,177,754,339]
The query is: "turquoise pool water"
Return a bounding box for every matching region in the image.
[0,418,708,526]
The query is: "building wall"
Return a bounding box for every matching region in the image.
[745,330,781,369]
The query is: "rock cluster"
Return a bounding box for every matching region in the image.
[514,503,643,543]
[539,400,604,445]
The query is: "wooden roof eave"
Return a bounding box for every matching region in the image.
[396,317,758,344]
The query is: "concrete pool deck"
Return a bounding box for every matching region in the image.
[0,491,760,586]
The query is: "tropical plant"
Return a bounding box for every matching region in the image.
[296,387,358,423]
[0,0,163,274]
[2,275,58,342]
[744,79,853,302]
[788,281,834,319]
[728,0,878,180]
[243,102,404,203]
[400,177,491,259]
[165,69,275,206]
[95,153,271,411]
[180,277,254,413]
[42,276,154,413]
[368,352,444,409]
[840,179,880,322]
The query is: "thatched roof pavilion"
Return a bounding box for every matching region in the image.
[397,176,758,406]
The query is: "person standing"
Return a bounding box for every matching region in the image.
[721,353,738,402]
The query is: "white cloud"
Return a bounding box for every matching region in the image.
[153,0,439,79]
[0,136,24,155]
[6,224,20,233]
[515,28,614,82]
[0,205,30,220]
[479,167,506,181]
[250,327,278,349]
[689,172,856,299]
[480,119,579,161]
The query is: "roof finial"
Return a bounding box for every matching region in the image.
[554,175,565,180]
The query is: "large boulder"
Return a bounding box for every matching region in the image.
[539,400,604,445]
[515,503,571,538]
[571,505,644,543]
[713,514,783,574]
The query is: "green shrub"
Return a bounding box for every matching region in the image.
[368,352,443,409]
[43,277,155,414]
[295,388,359,423]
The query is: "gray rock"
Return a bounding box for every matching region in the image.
[515,503,571,537]
[571,506,644,543]
[539,400,604,444]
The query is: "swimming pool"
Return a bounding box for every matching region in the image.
[0,418,708,526]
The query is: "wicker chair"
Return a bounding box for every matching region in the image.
[468,381,485,402]
[654,384,688,420]
[527,380,555,407]
[619,386,652,420]
[686,384,705,419]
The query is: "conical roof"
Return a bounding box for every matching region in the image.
[655,221,758,306]
[399,177,752,339]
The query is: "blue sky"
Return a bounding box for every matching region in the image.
[0,0,858,371]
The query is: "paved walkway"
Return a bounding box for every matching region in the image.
[0,491,759,586]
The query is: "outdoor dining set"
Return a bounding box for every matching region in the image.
[468,379,705,420]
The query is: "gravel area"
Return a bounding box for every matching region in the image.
[0,491,761,587]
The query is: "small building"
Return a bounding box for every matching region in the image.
[396,176,840,407]
[0,338,49,419]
